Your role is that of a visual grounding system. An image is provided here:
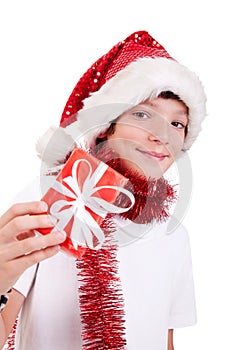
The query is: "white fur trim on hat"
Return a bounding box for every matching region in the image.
[73,56,206,151]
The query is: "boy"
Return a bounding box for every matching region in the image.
[0,30,206,349]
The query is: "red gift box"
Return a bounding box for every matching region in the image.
[37,148,134,258]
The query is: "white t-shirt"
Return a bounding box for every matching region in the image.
[11,178,196,350]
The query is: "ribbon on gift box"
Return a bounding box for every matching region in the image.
[50,158,135,249]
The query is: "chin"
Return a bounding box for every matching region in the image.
[127,166,164,180]
[121,160,162,179]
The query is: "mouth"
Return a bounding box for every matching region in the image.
[136,148,169,162]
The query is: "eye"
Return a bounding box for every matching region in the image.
[171,121,186,129]
[133,111,150,119]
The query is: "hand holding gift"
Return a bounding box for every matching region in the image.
[0,201,66,295]
[37,148,134,258]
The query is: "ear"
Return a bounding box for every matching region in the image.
[96,131,108,139]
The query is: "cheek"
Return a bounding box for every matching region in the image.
[168,131,185,157]
[106,138,134,159]
[110,124,139,140]
[107,124,143,152]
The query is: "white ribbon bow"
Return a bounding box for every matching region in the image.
[50,158,135,249]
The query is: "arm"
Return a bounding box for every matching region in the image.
[0,201,66,347]
[167,329,174,350]
[0,289,24,348]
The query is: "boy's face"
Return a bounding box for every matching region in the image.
[105,97,188,179]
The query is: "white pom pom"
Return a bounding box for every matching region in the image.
[36,126,76,166]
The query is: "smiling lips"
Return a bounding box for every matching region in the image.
[137,149,169,161]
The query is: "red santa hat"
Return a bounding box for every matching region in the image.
[37,30,206,166]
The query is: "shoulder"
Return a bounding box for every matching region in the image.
[162,217,192,262]
[9,177,41,204]
[165,216,190,244]
[10,174,56,204]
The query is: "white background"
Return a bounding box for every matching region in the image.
[0,1,232,348]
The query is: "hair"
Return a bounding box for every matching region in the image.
[158,90,183,101]
[157,91,189,137]
[95,90,189,146]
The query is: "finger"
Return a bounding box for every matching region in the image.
[17,231,35,241]
[0,201,48,228]
[1,231,66,262]
[15,244,63,272]
[1,244,64,289]
[0,214,57,243]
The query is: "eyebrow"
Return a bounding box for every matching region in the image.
[140,102,189,118]
[173,110,189,118]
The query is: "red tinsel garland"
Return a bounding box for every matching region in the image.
[76,234,126,350]
[5,318,18,349]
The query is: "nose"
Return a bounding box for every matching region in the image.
[148,119,170,145]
